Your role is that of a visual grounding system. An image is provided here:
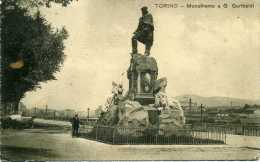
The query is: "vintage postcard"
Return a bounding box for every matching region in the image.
[1,0,260,161]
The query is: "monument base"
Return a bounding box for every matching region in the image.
[134,93,155,105]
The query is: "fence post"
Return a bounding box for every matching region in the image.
[155,134,158,145]
[126,128,129,144]
[112,126,116,144]
[96,125,99,140]
[224,130,227,144]
[207,131,209,145]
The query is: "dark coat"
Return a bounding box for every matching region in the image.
[134,13,154,46]
[136,13,154,31]
[72,116,80,129]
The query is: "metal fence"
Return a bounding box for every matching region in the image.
[79,125,226,145]
[205,124,260,136]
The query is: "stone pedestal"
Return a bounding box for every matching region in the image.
[127,53,158,105]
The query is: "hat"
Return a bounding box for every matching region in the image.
[141,6,148,11]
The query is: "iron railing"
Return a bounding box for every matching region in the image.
[79,125,226,145]
[205,124,260,136]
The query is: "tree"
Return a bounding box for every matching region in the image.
[95,105,104,117]
[1,0,75,114]
[3,0,76,8]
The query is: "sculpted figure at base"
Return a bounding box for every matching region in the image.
[104,81,124,111]
[131,6,154,56]
[154,78,168,111]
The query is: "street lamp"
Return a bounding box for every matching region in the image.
[200,104,207,129]
[87,108,90,120]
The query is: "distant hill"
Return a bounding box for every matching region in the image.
[174,94,260,107]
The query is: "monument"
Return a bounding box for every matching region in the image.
[97,7,185,136]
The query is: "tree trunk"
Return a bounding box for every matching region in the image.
[4,100,20,115]
[13,100,19,114]
[2,103,8,116]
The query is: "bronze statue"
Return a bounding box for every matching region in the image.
[131,6,154,56]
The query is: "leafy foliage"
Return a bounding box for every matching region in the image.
[1,0,71,111]
[3,0,76,8]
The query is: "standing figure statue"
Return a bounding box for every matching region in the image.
[131,6,154,56]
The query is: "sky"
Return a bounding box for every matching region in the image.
[22,0,260,111]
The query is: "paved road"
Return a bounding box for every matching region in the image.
[1,129,259,160]
[33,118,71,128]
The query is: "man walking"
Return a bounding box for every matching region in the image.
[131,6,154,56]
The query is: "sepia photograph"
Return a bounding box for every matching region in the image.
[1,0,260,161]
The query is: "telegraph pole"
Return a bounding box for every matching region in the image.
[53,110,56,120]
[87,108,90,120]
[189,98,192,112]
[34,107,37,116]
[200,104,203,128]
[45,104,48,118]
